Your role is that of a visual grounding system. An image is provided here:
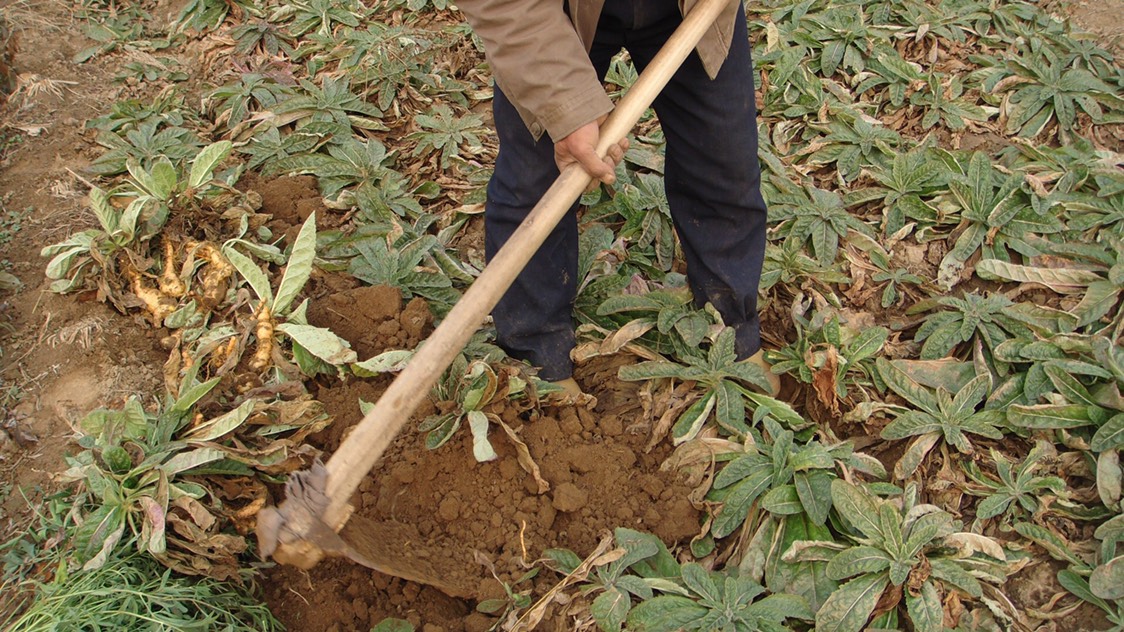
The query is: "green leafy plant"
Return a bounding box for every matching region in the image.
[87,119,202,176]
[269,77,385,140]
[773,185,877,266]
[877,359,1005,478]
[803,114,903,183]
[788,481,1007,632]
[270,137,423,221]
[544,528,680,631]
[797,4,890,78]
[771,308,888,411]
[408,104,485,169]
[174,0,258,32]
[985,46,1124,139]
[707,418,884,539]
[909,73,991,131]
[42,142,232,294]
[417,360,524,457]
[345,232,460,312]
[226,213,358,376]
[937,152,1064,289]
[546,527,813,632]
[962,441,1067,523]
[626,563,813,631]
[206,73,294,130]
[913,291,1035,360]
[618,327,783,444]
[286,0,365,37]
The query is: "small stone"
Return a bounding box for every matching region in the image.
[599,415,623,436]
[351,597,368,621]
[438,496,461,521]
[552,482,588,512]
[463,613,495,632]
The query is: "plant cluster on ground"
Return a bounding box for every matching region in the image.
[0,0,1121,629]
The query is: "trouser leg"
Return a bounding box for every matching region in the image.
[485,27,620,381]
[625,6,768,359]
[485,86,578,381]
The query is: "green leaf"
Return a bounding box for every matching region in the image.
[1092,414,1124,452]
[183,399,255,442]
[543,548,583,574]
[906,580,943,632]
[274,213,317,315]
[1007,404,1094,429]
[848,327,889,363]
[626,595,707,631]
[352,350,414,376]
[1014,522,1082,565]
[89,187,117,234]
[714,380,748,437]
[671,391,715,445]
[1090,555,1124,600]
[171,376,221,415]
[1057,569,1113,614]
[681,563,719,601]
[225,247,273,305]
[815,572,889,632]
[275,323,358,365]
[711,466,772,538]
[762,484,804,515]
[794,470,833,525]
[1044,364,1098,407]
[825,546,892,581]
[162,447,226,475]
[832,479,883,540]
[371,620,415,632]
[74,503,126,570]
[189,141,233,189]
[150,157,178,199]
[975,259,1102,293]
[591,586,630,631]
[876,358,939,414]
[928,558,982,598]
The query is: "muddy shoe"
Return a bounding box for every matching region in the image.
[741,349,781,397]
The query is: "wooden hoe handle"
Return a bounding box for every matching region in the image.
[320,0,735,531]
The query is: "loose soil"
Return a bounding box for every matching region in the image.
[266,281,701,630]
[0,1,1121,631]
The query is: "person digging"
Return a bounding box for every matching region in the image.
[459,0,780,398]
[255,0,775,589]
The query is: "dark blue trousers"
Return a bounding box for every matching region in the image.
[485,0,767,380]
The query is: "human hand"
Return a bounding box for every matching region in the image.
[554,115,629,186]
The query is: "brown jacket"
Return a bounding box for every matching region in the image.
[458,0,741,142]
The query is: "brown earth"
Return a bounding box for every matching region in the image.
[0,1,1121,631]
[265,284,701,630]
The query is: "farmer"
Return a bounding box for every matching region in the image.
[459,0,778,396]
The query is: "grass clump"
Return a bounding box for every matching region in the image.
[4,543,281,631]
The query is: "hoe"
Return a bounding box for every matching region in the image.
[256,0,734,597]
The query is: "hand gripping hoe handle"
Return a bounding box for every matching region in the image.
[256,0,737,575]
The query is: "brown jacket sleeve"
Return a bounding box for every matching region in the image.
[458,0,614,142]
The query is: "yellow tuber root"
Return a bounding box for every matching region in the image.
[209,336,239,372]
[187,240,234,308]
[122,261,177,325]
[249,300,274,371]
[159,239,187,299]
